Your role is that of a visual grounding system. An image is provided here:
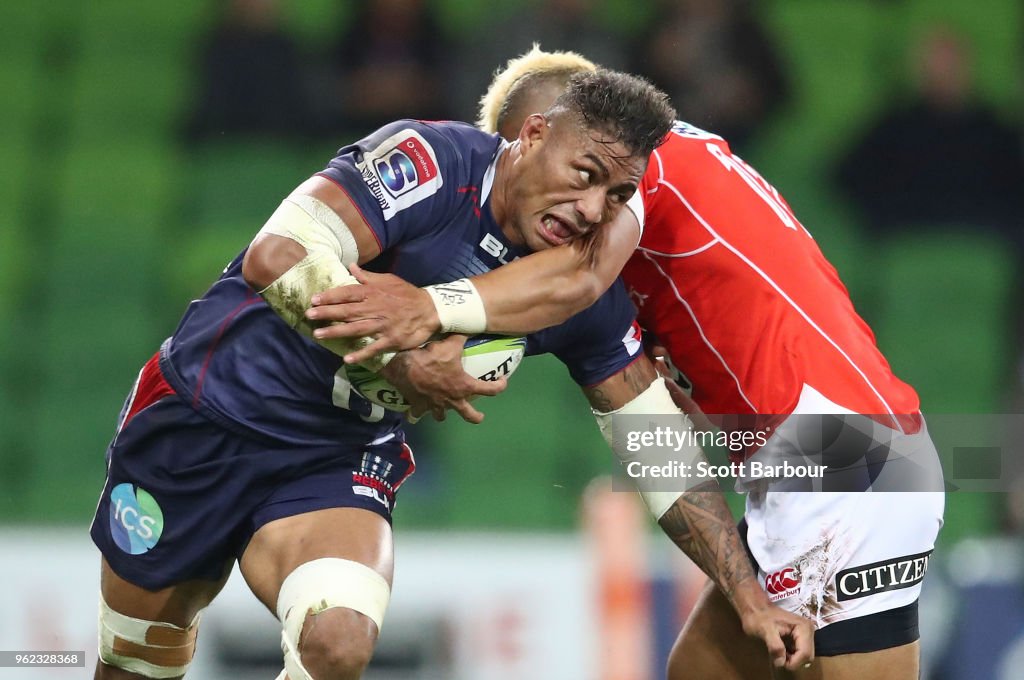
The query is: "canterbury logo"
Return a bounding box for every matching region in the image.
[764,568,800,596]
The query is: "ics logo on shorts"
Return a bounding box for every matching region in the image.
[109,483,164,555]
[764,567,801,602]
[375,136,438,198]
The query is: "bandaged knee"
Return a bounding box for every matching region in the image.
[276,558,391,680]
[257,194,393,371]
[594,376,704,519]
[98,596,201,679]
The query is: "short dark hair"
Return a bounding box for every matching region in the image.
[550,69,676,158]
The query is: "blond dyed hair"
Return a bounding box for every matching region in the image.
[476,44,598,134]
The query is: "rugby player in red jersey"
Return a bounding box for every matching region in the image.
[309,47,944,679]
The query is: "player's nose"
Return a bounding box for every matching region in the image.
[575,187,605,227]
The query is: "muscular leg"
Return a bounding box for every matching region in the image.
[94,557,230,680]
[239,507,393,680]
[668,580,772,680]
[777,642,920,680]
[668,580,922,680]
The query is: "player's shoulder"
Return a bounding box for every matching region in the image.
[368,119,501,176]
[343,118,497,158]
[379,119,500,154]
[331,120,498,206]
[642,120,724,182]
[641,119,738,202]
[418,120,504,167]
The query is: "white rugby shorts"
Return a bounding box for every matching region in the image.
[740,387,945,635]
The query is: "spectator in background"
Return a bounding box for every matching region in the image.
[835,25,1024,243]
[629,0,791,151]
[839,26,1024,545]
[449,0,628,122]
[330,0,451,136]
[184,0,314,142]
[836,24,1024,402]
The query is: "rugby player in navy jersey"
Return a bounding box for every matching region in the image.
[91,69,810,680]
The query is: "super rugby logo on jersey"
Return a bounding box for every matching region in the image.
[358,129,442,219]
[835,551,932,601]
[764,567,801,602]
[109,483,164,555]
[352,451,397,511]
[376,136,437,197]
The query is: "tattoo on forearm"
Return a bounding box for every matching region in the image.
[657,478,756,605]
[586,385,614,412]
[622,359,652,395]
[584,358,655,412]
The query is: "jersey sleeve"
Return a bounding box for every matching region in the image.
[625,189,646,245]
[318,121,470,251]
[526,279,644,387]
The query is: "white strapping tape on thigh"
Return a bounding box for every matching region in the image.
[277,558,391,680]
[97,595,201,679]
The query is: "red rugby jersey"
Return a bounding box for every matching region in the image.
[622,122,919,432]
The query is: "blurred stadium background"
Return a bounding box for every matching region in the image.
[0,0,1021,678]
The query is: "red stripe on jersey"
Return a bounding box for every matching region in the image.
[120,352,175,431]
[393,442,417,492]
[192,293,261,408]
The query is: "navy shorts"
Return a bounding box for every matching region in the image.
[90,354,415,591]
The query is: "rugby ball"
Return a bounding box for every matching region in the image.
[345,335,527,412]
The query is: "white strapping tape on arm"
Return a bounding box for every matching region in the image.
[258,194,394,371]
[593,376,701,519]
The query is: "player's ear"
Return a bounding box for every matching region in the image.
[518,114,548,154]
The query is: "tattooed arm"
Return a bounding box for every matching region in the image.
[583,359,760,607]
[583,360,815,670]
[657,482,760,610]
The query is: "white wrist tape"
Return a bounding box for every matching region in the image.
[424,279,488,334]
[593,376,701,519]
[257,194,394,371]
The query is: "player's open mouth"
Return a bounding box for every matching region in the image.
[540,214,577,245]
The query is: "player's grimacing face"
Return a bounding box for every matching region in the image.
[507,115,646,252]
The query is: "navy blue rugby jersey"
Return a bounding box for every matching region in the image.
[159,120,642,447]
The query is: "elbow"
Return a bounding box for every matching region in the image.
[553,269,605,314]
[242,234,306,291]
